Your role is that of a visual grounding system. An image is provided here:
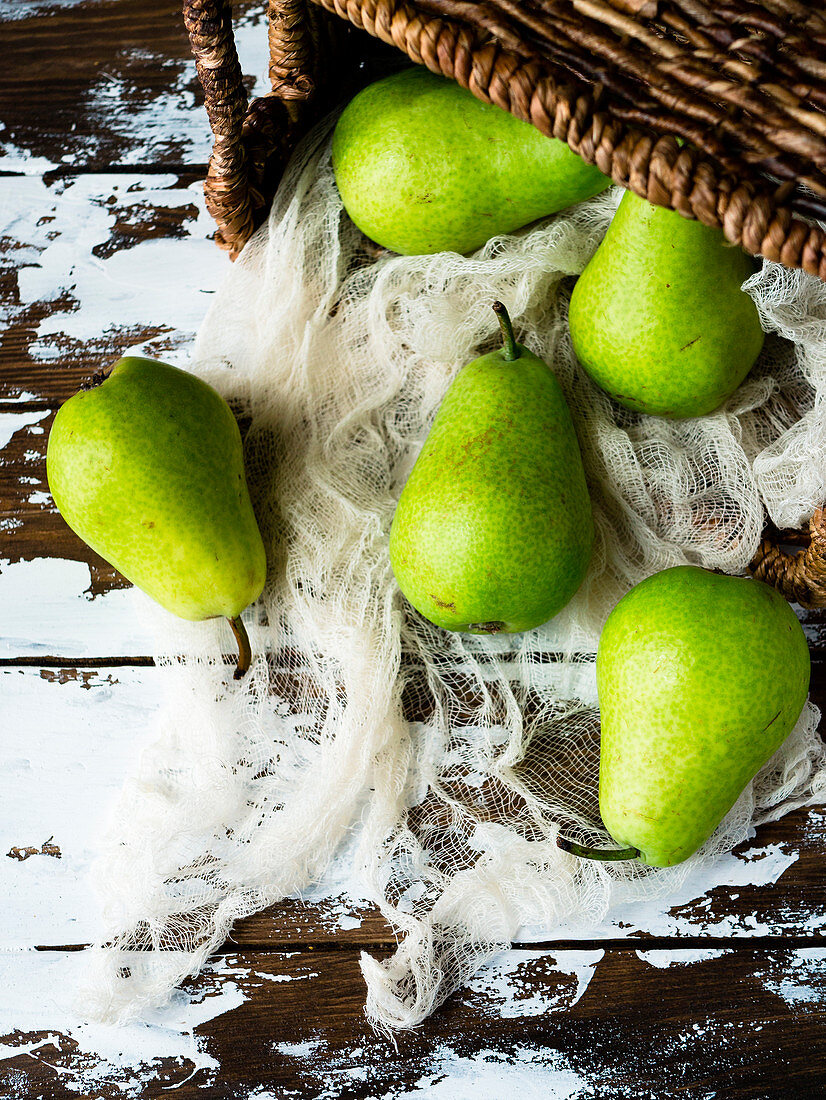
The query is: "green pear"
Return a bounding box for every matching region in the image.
[46,357,267,676]
[332,67,610,256]
[568,191,764,418]
[389,303,594,633]
[560,566,810,867]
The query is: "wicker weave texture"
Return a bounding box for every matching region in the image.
[183,0,826,269]
[752,508,826,609]
[310,0,826,278]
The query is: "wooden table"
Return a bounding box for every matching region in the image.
[2,3,826,1096]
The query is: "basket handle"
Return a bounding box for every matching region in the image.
[750,507,826,609]
[182,0,317,256]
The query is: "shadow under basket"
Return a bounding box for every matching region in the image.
[182,0,826,608]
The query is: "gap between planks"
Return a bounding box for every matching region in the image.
[0,655,156,667]
[0,401,55,413]
[3,655,825,666]
[0,164,207,179]
[31,933,826,955]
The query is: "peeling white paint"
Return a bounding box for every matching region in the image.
[0,950,327,1098]
[272,1038,326,1058]
[3,174,226,368]
[269,1035,594,1100]
[0,5,269,170]
[466,949,603,1018]
[609,841,802,939]
[523,839,805,942]
[253,970,319,984]
[0,411,50,452]
[0,951,253,1096]
[755,947,826,1009]
[1,3,825,1089]
[0,143,57,175]
[635,948,729,969]
[0,667,161,946]
[386,1048,590,1100]
[0,0,103,16]
[83,15,269,167]
[0,558,153,657]
[0,664,377,953]
[0,10,271,399]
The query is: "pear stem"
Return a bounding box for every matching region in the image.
[557,836,640,862]
[228,615,252,680]
[492,300,519,361]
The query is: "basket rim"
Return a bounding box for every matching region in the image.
[183,0,826,275]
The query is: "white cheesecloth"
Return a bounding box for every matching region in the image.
[87,118,826,1030]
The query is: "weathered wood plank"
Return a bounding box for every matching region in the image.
[0,173,229,402]
[2,1,823,1094]
[0,665,382,948]
[1,944,825,1098]
[0,0,267,174]
[1,409,99,565]
[0,558,154,659]
[3,412,826,651]
[2,665,825,954]
[0,407,149,652]
[0,666,161,947]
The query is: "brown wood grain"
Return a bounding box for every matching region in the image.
[4,6,826,1091]
[0,0,257,172]
[0,409,123,588]
[2,944,825,1099]
[0,172,216,403]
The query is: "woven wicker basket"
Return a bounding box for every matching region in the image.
[182,0,826,606]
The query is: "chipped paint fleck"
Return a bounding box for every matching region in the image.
[466,949,603,1017]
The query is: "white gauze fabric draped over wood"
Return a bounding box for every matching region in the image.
[87,119,826,1030]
